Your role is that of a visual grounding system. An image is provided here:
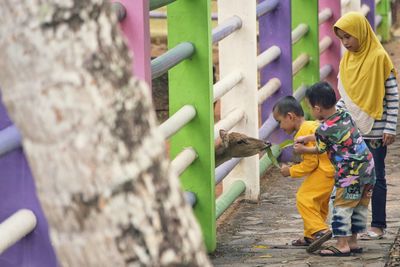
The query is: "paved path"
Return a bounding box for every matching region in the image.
[210,39,400,267]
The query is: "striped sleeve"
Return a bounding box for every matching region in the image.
[383,73,399,135]
[336,98,346,110]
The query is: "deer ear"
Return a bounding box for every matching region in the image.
[220,129,229,148]
[219,129,227,139]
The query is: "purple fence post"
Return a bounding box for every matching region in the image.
[114,0,151,87]
[362,0,376,29]
[258,0,292,157]
[0,95,58,266]
[319,0,341,96]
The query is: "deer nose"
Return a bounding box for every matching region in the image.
[264,140,272,148]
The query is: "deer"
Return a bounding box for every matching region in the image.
[215,129,271,167]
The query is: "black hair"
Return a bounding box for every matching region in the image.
[273,95,304,117]
[305,82,337,109]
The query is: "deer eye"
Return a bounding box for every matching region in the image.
[237,140,246,144]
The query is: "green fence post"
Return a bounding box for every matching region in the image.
[376,0,392,42]
[292,0,319,118]
[167,0,215,252]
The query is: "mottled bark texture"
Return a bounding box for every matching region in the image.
[0,1,211,266]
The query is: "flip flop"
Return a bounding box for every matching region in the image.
[291,237,314,246]
[319,246,351,257]
[350,247,363,254]
[359,230,384,240]
[306,230,332,253]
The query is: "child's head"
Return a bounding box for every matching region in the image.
[333,12,375,53]
[334,27,360,52]
[305,82,337,120]
[272,96,304,134]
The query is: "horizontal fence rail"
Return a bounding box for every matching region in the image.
[151,42,195,79]
[215,180,245,219]
[213,71,244,102]
[170,147,198,176]
[212,16,243,44]
[257,46,282,70]
[150,0,177,11]
[319,8,333,24]
[0,125,22,157]
[214,109,245,140]
[256,0,280,18]
[258,78,281,104]
[320,64,333,80]
[158,105,196,139]
[292,24,309,45]
[292,53,310,76]
[319,36,333,54]
[0,209,37,254]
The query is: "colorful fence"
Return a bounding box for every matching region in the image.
[0,0,394,263]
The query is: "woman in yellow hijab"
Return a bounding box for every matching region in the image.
[334,12,398,240]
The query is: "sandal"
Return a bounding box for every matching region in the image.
[291,237,314,246]
[319,246,351,257]
[306,230,332,253]
[350,247,363,254]
[359,230,384,240]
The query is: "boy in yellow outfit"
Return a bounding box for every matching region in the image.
[273,96,334,247]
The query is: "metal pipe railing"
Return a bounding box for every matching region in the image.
[0,209,37,254]
[0,125,22,157]
[214,109,245,140]
[112,2,126,22]
[158,105,196,139]
[361,4,370,16]
[170,147,197,176]
[292,24,309,45]
[213,71,243,102]
[150,0,177,11]
[212,16,243,44]
[257,46,281,70]
[319,36,333,54]
[319,8,333,25]
[215,180,246,219]
[320,64,333,80]
[256,0,280,18]
[258,78,281,105]
[292,53,310,76]
[151,42,195,79]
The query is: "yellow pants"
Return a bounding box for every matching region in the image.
[296,168,334,238]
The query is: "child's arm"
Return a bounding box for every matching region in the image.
[294,134,315,144]
[294,144,319,154]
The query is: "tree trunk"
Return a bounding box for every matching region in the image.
[0,1,211,266]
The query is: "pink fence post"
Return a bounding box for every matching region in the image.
[113,0,151,87]
[319,0,341,96]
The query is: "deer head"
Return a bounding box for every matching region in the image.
[215,129,271,167]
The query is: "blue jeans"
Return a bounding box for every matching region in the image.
[365,139,387,229]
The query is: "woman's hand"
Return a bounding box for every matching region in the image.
[383,133,396,146]
[280,164,291,177]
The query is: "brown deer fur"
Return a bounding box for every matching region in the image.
[215,129,271,167]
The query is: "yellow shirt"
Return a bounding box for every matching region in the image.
[290,121,335,178]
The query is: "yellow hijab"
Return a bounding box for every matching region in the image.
[334,12,396,119]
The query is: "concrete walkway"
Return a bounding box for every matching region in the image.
[210,39,400,267]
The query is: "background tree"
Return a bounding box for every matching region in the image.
[0,1,211,266]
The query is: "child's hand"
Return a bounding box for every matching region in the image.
[294,136,307,144]
[293,143,306,154]
[280,164,291,177]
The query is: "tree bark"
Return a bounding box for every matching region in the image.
[0,1,211,266]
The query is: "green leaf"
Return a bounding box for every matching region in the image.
[279,140,294,149]
[266,146,280,168]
